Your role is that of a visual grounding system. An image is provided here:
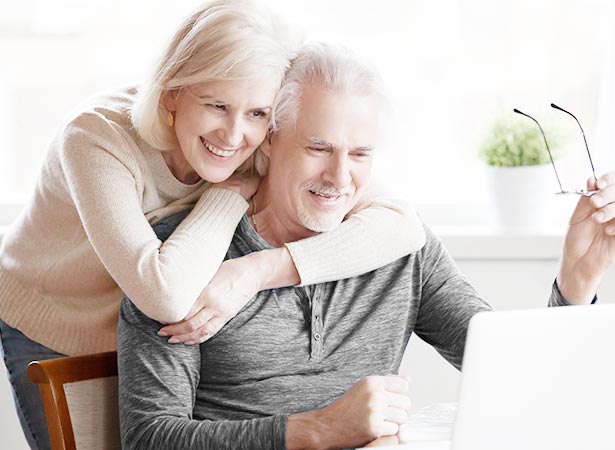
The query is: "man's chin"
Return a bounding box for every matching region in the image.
[298,211,345,233]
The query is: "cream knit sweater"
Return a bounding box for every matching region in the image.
[0,88,425,356]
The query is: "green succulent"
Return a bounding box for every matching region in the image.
[479,117,559,167]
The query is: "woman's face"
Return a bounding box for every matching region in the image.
[165,78,279,183]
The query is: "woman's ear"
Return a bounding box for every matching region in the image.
[162,90,179,112]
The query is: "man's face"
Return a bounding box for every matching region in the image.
[264,84,380,234]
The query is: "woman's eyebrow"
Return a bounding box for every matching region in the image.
[187,90,222,102]
[196,95,221,101]
[189,91,272,111]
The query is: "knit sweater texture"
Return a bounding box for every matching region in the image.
[0,87,426,356]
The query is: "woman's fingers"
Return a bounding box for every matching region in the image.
[165,316,229,345]
[158,308,215,337]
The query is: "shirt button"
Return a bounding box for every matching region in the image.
[315,315,319,321]
[313,333,321,341]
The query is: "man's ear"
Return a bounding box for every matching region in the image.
[261,130,274,157]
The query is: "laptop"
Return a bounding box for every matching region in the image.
[390,304,615,450]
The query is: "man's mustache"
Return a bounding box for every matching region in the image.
[305,182,353,196]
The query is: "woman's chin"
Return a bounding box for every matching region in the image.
[196,167,237,184]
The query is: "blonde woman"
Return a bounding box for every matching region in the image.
[0,1,425,449]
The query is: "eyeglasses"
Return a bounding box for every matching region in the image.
[514,104,598,196]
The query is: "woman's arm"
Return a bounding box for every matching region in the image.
[286,180,426,285]
[159,247,299,344]
[160,180,425,343]
[60,113,249,323]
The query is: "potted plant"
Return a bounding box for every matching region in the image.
[479,115,560,232]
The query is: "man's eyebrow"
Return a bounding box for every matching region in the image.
[305,137,374,152]
[305,137,335,148]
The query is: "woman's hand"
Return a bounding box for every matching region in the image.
[158,254,261,344]
[213,172,261,201]
[158,247,300,344]
[558,171,615,303]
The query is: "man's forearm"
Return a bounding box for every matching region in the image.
[122,414,288,450]
[118,297,289,450]
[556,264,601,305]
[286,410,332,450]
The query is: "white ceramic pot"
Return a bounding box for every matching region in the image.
[485,164,555,233]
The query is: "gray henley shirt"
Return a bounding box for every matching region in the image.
[118,212,569,450]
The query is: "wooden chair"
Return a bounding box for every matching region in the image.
[27,351,120,450]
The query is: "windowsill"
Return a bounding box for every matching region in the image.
[433,226,564,260]
[0,204,566,260]
[0,226,564,261]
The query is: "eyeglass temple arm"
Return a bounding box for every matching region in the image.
[550,103,598,183]
[513,108,564,192]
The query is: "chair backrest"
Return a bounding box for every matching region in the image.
[27,351,120,450]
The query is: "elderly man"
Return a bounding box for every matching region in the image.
[118,43,614,450]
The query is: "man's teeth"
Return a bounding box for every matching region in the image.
[311,190,341,201]
[202,139,235,157]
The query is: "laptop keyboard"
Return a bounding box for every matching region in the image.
[399,402,456,445]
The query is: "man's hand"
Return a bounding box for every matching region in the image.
[558,171,615,304]
[363,435,401,447]
[286,375,411,450]
[158,247,300,344]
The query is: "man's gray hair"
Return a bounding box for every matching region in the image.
[270,42,388,132]
[253,42,388,175]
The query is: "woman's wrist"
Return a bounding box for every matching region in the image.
[253,247,301,291]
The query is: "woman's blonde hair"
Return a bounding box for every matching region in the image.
[131,0,297,152]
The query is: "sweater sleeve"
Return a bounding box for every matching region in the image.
[286,180,426,286]
[118,297,288,450]
[59,113,247,323]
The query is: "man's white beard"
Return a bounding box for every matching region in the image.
[297,207,343,233]
[297,182,353,232]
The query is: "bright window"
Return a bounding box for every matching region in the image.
[0,0,612,226]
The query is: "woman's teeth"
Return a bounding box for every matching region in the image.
[201,139,235,157]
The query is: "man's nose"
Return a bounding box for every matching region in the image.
[220,116,244,148]
[323,154,352,188]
